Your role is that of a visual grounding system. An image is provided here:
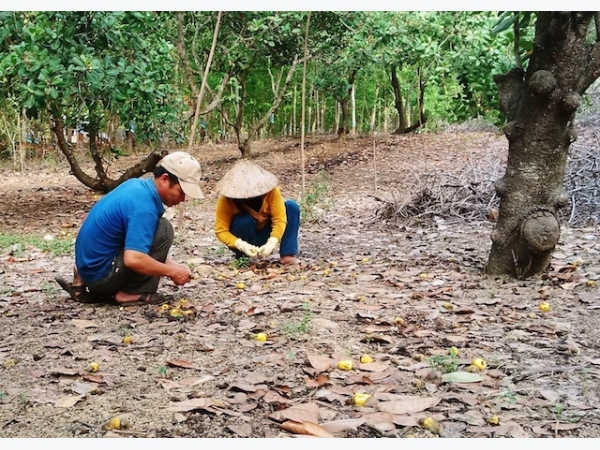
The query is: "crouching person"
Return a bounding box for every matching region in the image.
[56,151,204,305]
[214,160,300,265]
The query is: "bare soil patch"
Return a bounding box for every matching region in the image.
[1,131,599,438]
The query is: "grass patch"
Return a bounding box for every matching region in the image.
[299,172,332,224]
[0,233,74,257]
[229,256,250,269]
[427,353,460,373]
[283,301,312,335]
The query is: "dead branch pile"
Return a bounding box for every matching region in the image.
[374,125,600,227]
[562,127,600,227]
[373,147,503,225]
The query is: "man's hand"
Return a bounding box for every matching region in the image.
[234,238,259,257]
[258,237,278,257]
[169,264,192,286]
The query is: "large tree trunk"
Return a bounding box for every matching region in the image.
[487,12,600,278]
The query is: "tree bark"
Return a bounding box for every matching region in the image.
[487,12,600,278]
[51,115,163,193]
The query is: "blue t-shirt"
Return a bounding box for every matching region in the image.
[75,177,165,283]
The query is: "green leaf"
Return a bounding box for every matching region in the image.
[441,371,483,383]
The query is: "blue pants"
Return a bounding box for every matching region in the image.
[230,199,300,258]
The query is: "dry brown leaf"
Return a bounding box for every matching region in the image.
[377,396,440,415]
[306,354,332,372]
[167,398,215,412]
[320,418,365,433]
[269,402,320,423]
[280,420,334,438]
[82,374,104,384]
[49,368,81,377]
[55,395,85,408]
[227,423,253,437]
[166,359,199,370]
[70,319,98,329]
[358,362,389,372]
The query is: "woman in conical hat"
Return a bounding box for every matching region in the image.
[214,159,300,265]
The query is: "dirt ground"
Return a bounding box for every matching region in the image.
[1,131,600,439]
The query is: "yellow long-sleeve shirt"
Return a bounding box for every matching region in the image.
[215,187,287,248]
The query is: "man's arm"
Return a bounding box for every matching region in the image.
[123,250,191,285]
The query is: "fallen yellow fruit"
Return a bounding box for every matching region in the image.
[322,269,331,276]
[254,332,267,342]
[122,336,132,345]
[393,317,405,325]
[539,301,550,312]
[448,346,460,357]
[337,360,353,371]
[587,280,597,288]
[89,362,100,373]
[419,273,428,280]
[471,357,487,370]
[103,416,130,431]
[442,302,454,310]
[161,304,170,310]
[361,258,370,264]
[353,393,371,407]
[488,415,500,425]
[236,282,245,289]
[360,354,373,364]
[421,416,442,434]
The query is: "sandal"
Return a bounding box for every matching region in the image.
[55,276,90,302]
[116,292,173,307]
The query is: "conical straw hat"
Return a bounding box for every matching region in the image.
[216,160,279,199]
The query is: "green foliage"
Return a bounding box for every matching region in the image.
[427,353,460,373]
[0,11,184,145]
[299,173,331,224]
[283,301,312,335]
[0,233,73,257]
[230,256,250,269]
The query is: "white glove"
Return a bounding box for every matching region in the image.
[258,237,279,257]
[234,238,259,257]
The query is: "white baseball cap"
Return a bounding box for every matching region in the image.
[158,151,204,199]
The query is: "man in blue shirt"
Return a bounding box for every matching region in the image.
[56,151,204,305]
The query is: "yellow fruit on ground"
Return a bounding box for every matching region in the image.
[448,346,460,357]
[337,360,353,371]
[353,393,371,407]
[360,354,373,364]
[361,258,370,264]
[471,357,487,370]
[587,280,597,287]
[419,273,428,280]
[442,302,454,310]
[539,301,550,312]
[161,304,170,310]
[89,362,100,372]
[122,336,132,345]
[421,416,441,434]
[104,416,121,430]
[322,269,331,276]
[236,282,245,289]
[393,317,405,325]
[254,332,267,342]
[287,274,297,282]
[488,415,500,425]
